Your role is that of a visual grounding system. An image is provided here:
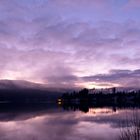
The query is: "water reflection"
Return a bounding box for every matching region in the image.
[0,103,139,140]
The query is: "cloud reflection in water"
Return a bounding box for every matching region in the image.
[0,106,139,140]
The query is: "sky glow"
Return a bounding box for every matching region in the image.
[0,0,140,88]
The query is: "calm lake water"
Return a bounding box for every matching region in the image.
[0,104,139,140]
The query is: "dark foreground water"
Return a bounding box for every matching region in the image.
[0,104,139,140]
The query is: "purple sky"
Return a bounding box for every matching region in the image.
[0,0,140,88]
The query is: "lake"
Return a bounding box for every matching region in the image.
[0,103,139,140]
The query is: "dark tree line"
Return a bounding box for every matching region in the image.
[60,88,140,107]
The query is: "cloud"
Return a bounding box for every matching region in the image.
[124,0,140,9]
[0,18,140,87]
[0,0,139,88]
[82,69,140,88]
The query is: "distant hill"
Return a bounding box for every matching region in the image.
[0,80,66,103]
[0,79,82,103]
[0,79,78,92]
[0,80,48,90]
